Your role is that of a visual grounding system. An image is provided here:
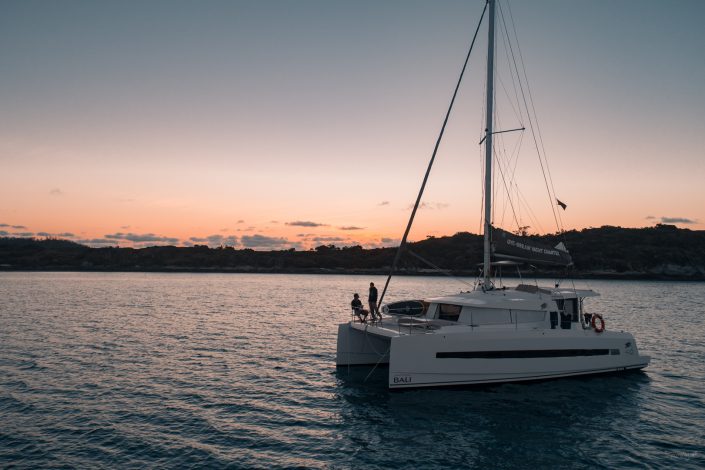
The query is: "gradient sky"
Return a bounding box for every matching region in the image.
[1,0,704,249]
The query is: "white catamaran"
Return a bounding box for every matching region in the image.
[336,0,650,389]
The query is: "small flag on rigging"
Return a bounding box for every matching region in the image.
[556,199,567,210]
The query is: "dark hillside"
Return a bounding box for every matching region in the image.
[1,225,703,280]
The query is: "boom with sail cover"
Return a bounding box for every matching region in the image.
[492,227,573,266]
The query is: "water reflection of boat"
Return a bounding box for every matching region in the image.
[336,0,650,389]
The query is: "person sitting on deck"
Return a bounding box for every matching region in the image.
[351,293,369,322]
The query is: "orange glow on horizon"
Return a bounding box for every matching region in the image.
[1,1,703,248]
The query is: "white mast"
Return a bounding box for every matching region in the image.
[483,0,495,287]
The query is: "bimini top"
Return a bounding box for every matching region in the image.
[551,287,599,298]
[514,283,600,298]
[424,284,599,310]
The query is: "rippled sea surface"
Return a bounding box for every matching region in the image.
[1,272,704,469]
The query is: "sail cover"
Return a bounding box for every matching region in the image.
[492,227,573,266]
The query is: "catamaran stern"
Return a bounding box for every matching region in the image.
[336,322,391,366]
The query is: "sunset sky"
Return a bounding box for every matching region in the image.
[1,0,704,249]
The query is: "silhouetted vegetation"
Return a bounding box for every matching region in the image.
[1,224,704,280]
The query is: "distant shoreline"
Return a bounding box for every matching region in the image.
[2,225,705,281]
[1,266,703,282]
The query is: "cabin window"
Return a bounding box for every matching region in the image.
[513,310,546,323]
[437,304,462,322]
[471,308,511,325]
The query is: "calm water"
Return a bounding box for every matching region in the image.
[1,272,704,469]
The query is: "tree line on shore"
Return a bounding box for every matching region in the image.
[1,224,704,280]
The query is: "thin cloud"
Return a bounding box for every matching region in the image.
[36,231,74,238]
[378,201,390,206]
[0,231,8,236]
[660,217,697,224]
[311,236,348,243]
[241,234,301,249]
[645,216,656,220]
[339,226,365,231]
[49,188,63,196]
[406,202,450,211]
[360,238,400,249]
[285,220,328,227]
[105,232,180,244]
[13,232,35,237]
[237,220,245,224]
[189,234,239,247]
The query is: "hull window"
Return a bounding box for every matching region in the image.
[437,349,611,359]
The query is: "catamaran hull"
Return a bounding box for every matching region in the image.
[387,330,650,389]
[335,323,650,389]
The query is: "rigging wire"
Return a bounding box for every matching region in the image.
[486,4,533,237]
[492,4,547,237]
[497,22,524,126]
[516,183,547,234]
[498,1,526,126]
[492,111,522,232]
[406,250,475,289]
[497,4,527,231]
[495,131,525,231]
[378,1,489,308]
[498,0,562,234]
[504,0,573,271]
[495,141,522,231]
[497,74,523,127]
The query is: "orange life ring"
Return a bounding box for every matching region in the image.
[591,313,605,333]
